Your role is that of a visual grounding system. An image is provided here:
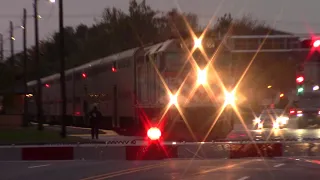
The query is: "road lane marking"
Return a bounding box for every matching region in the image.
[93,165,166,180]
[80,162,167,180]
[28,164,51,169]
[238,176,250,180]
[274,163,285,168]
[193,160,255,176]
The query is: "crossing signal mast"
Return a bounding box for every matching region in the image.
[224,34,320,97]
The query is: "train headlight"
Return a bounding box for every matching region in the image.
[169,94,178,106]
[224,91,236,105]
[194,37,202,49]
[197,69,207,85]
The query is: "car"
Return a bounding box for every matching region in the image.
[253,108,289,129]
[288,93,320,129]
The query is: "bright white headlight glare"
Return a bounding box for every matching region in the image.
[273,122,280,129]
[254,118,261,124]
[277,116,289,124]
[258,123,263,129]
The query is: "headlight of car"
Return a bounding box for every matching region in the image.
[273,122,280,129]
[277,116,289,124]
[254,118,261,124]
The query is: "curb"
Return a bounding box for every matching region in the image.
[0,142,319,161]
[0,144,178,161]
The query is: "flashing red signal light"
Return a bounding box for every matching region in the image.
[112,67,117,72]
[296,76,304,83]
[147,127,161,140]
[313,40,320,48]
[82,73,87,78]
[45,84,50,88]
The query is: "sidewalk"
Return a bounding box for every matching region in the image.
[30,122,119,136]
[29,122,145,143]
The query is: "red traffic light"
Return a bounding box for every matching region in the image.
[82,73,87,78]
[112,67,117,72]
[313,40,320,48]
[45,84,50,88]
[296,76,304,83]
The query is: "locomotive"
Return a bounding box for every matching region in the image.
[27,38,234,141]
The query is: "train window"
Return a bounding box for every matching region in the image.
[74,97,81,103]
[136,56,145,66]
[145,54,150,63]
[164,52,187,71]
[88,65,106,76]
[118,58,131,69]
[105,63,112,70]
[65,74,73,81]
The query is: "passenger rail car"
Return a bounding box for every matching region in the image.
[27,38,233,141]
[27,46,145,129]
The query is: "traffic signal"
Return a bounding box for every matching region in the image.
[279,93,284,98]
[45,83,50,88]
[82,73,87,78]
[296,75,304,84]
[296,75,304,95]
[297,85,304,95]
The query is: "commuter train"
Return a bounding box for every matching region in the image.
[27,38,233,141]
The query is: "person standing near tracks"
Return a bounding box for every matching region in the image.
[89,105,102,139]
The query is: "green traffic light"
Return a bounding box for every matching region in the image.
[297,87,304,94]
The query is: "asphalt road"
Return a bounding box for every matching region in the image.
[1,158,320,180]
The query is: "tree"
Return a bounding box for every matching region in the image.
[160,8,199,39]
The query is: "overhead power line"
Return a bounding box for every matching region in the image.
[0,14,101,19]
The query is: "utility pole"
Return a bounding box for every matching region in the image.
[34,0,43,131]
[10,21,14,67]
[59,0,67,138]
[0,33,3,62]
[22,8,29,127]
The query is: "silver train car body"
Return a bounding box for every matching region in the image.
[27,38,232,140]
[26,40,175,128]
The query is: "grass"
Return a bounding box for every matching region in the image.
[0,127,94,145]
